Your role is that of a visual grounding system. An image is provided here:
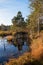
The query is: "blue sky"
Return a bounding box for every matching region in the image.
[0,0,30,25]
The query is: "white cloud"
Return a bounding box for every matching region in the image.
[0,0,29,25]
[0,9,12,25]
[0,0,7,3]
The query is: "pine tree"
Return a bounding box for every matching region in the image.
[27,0,43,38]
[12,11,27,32]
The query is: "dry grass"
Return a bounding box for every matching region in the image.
[31,37,43,60]
[5,53,31,65]
[6,36,13,41]
[5,31,43,65]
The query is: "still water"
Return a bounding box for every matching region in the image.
[0,37,29,63]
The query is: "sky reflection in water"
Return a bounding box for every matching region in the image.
[0,38,29,58]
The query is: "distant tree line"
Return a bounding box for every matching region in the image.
[0,24,11,31]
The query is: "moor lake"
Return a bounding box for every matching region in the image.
[0,37,29,63]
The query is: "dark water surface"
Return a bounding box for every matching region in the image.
[0,37,29,64]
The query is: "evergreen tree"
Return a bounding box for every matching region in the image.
[27,0,43,38]
[12,11,27,32]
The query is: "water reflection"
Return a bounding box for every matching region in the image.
[0,37,29,59]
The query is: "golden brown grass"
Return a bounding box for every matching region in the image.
[31,37,43,60]
[5,31,43,65]
[5,53,31,65]
[6,36,13,41]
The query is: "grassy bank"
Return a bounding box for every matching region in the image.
[0,31,12,36]
[5,31,43,65]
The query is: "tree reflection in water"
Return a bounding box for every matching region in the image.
[13,32,31,51]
